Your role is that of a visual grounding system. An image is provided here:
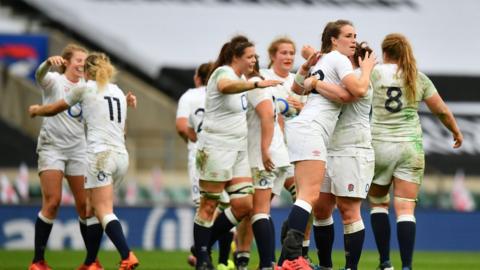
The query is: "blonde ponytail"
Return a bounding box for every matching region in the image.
[84,52,116,90]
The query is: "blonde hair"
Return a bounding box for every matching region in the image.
[382,33,418,103]
[60,43,88,74]
[84,52,116,89]
[267,37,296,68]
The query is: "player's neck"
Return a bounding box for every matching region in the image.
[65,72,81,83]
[272,66,289,78]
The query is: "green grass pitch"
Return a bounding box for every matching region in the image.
[1,250,479,269]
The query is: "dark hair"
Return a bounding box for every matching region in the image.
[353,41,373,67]
[208,35,254,80]
[267,37,296,68]
[247,55,263,80]
[382,33,418,103]
[196,62,212,85]
[320,19,353,53]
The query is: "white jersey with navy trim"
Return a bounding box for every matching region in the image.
[291,50,353,139]
[36,72,86,151]
[246,76,290,169]
[328,68,373,152]
[198,65,248,151]
[176,86,206,151]
[65,80,127,154]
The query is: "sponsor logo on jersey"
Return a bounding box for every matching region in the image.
[312,150,321,157]
[348,183,354,192]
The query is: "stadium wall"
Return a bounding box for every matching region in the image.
[1,205,478,251]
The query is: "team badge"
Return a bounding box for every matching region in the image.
[348,183,354,192]
[97,171,106,181]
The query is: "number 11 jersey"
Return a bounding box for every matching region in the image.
[371,64,437,142]
[65,80,127,154]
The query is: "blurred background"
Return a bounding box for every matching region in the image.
[0,0,479,252]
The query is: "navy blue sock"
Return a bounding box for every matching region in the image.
[79,219,87,246]
[287,204,311,232]
[33,215,53,262]
[84,221,104,265]
[208,211,236,248]
[104,219,130,259]
[344,229,365,270]
[218,230,233,265]
[397,221,416,269]
[194,223,212,266]
[252,216,273,268]
[371,212,391,263]
[313,224,334,268]
[269,216,276,263]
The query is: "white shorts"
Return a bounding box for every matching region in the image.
[196,147,251,182]
[372,140,425,186]
[252,166,290,196]
[188,149,201,204]
[37,147,86,176]
[321,150,374,198]
[285,121,328,163]
[272,165,294,196]
[85,151,129,189]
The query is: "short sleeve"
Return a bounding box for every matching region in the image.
[419,72,438,100]
[176,91,191,119]
[335,53,354,80]
[64,85,86,106]
[38,72,58,95]
[247,77,271,108]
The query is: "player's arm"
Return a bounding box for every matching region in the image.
[255,100,275,171]
[175,117,197,143]
[291,50,321,95]
[218,78,282,94]
[35,56,65,83]
[28,99,69,117]
[424,93,463,148]
[341,52,376,97]
[305,77,357,103]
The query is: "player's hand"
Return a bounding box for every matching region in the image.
[257,80,282,88]
[47,56,65,67]
[262,150,275,172]
[359,51,376,72]
[301,45,316,60]
[28,104,40,118]
[301,51,322,72]
[453,131,463,148]
[287,96,303,111]
[303,77,318,93]
[126,91,137,109]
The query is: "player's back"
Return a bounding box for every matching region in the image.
[371,64,437,142]
[80,80,127,154]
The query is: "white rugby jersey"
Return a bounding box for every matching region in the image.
[199,65,248,151]
[371,64,437,142]
[260,68,307,120]
[292,50,353,139]
[37,72,86,151]
[246,76,290,169]
[65,80,127,154]
[176,86,206,151]
[328,68,373,151]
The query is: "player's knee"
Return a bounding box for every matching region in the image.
[43,196,61,216]
[394,196,417,214]
[313,204,333,220]
[230,198,252,219]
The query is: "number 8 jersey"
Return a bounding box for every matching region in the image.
[371,64,437,142]
[65,80,127,154]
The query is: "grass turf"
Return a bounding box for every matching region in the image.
[2,250,479,270]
